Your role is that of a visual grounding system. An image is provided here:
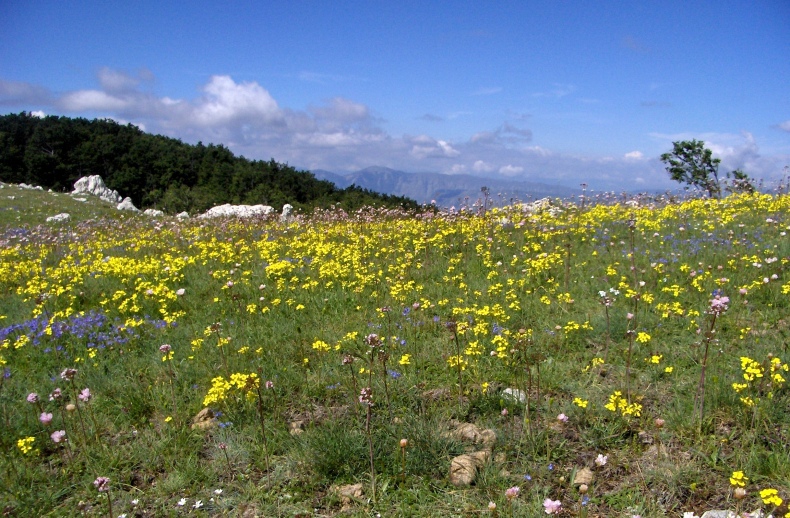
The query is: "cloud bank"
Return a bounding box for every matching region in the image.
[1,68,786,192]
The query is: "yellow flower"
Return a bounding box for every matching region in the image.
[573,397,588,408]
[664,366,674,373]
[398,354,411,366]
[760,488,783,507]
[729,470,748,487]
[17,436,36,455]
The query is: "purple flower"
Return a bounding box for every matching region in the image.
[557,413,569,423]
[26,392,39,403]
[51,430,66,443]
[39,412,53,425]
[78,388,91,402]
[49,388,63,401]
[93,476,110,492]
[159,344,172,353]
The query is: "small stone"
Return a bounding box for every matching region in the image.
[449,450,490,486]
[289,420,305,435]
[573,467,594,485]
[191,408,216,431]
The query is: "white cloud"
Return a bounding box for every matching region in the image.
[60,90,131,111]
[31,110,46,118]
[472,160,495,173]
[624,150,644,160]
[192,75,281,126]
[409,136,459,159]
[778,120,790,132]
[499,164,524,176]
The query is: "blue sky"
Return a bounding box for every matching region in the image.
[1,1,789,191]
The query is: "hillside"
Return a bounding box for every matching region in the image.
[0,112,419,214]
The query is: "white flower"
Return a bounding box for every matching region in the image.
[683,513,700,518]
[595,454,608,466]
[214,489,223,495]
[177,498,187,506]
[193,500,203,509]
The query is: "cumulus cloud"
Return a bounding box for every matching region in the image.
[624,150,644,160]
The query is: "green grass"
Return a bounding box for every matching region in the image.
[1,185,789,517]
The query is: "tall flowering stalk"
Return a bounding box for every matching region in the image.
[446,321,464,409]
[359,386,376,504]
[695,294,729,424]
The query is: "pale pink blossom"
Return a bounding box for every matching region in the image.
[543,498,562,514]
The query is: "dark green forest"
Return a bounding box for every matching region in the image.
[0,112,419,214]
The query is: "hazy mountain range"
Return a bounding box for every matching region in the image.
[311,166,581,207]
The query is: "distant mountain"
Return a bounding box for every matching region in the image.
[312,166,580,207]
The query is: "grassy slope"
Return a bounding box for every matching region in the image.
[0,185,789,517]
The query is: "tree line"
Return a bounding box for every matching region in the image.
[0,112,419,214]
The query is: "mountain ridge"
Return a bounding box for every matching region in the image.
[312,166,581,207]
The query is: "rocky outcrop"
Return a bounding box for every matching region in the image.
[117,197,140,212]
[46,213,70,223]
[143,208,164,217]
[199,204,275,219]
[72,175,122,204]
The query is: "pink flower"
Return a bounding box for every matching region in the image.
[543,498,562,514]
[60,368,77,380]
[265,380,274,389]
[595,453,608,466]
[39,412,53,425]
[501,408,509,417]
[557,413,568,423]
[26,392,39,403]
[626,312,634,320]
[93,476,110,492]
[176,288,186,296]
[159,344,172,353]
[78,388,91,402]
[51,430,66,443]
[505,486,520,500]
[49,388,62,401]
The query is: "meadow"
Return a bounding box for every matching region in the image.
[1,183,789,517]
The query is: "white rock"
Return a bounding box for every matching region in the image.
[176,211,189,220]
[72,175,122,203]
[143,208,164,217]
[502,388,527,404]
[73,197,87,202]
[19,183,43,190]
[199,203,275,219]
[700,511,737,518]
[117,197,140,212]
[280,203,294,223]
[46,213,70,223]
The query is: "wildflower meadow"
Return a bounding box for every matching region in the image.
[1,184,789,517]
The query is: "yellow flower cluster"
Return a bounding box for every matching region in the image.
[17,436,36,455]
[604,391,642,417]
[202,372,260,406]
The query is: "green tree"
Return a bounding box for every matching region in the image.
[660,139,722,198]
